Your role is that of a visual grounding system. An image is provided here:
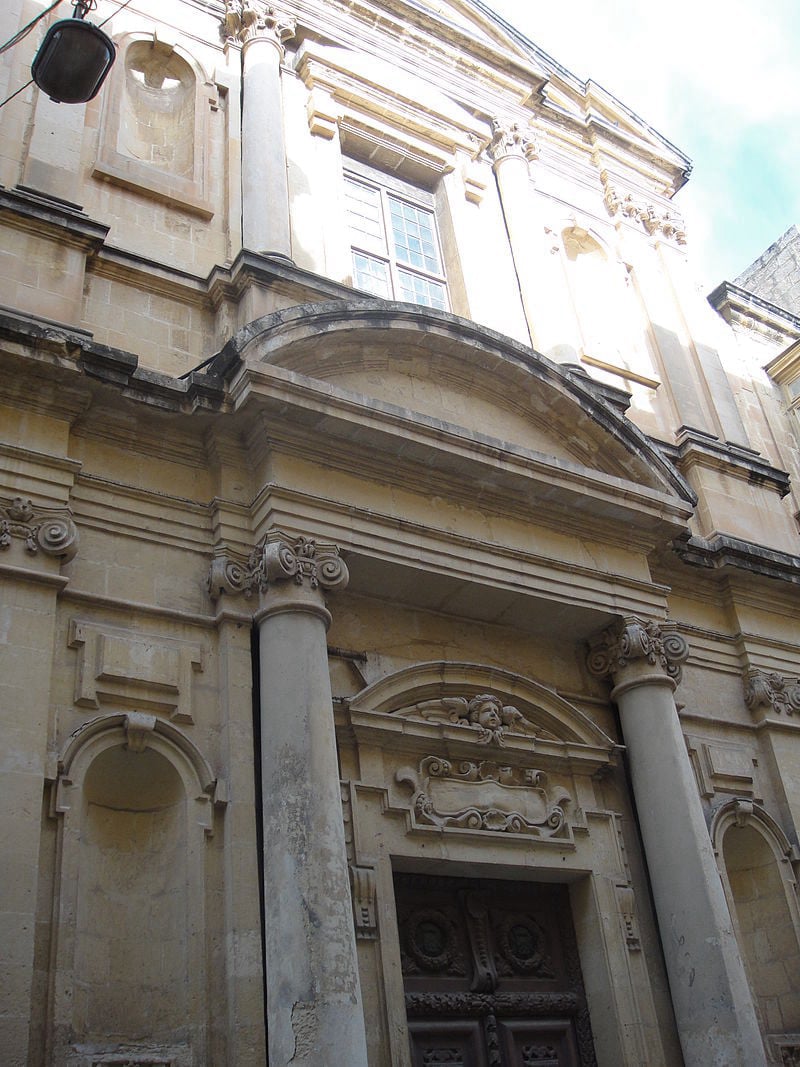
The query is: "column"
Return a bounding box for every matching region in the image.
[230,2,295,258]
[588,617,766,1067]
[253,532,368,1067]
[487,118,541,348]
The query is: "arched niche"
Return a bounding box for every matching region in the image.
[93,33,214,217]
[712,799,800,1041]
[49,713,221,1066]
[560,224,638,367]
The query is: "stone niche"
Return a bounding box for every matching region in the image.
[93,33,214,217]
[49,713,221,1067]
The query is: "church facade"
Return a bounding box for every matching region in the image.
[1,1,799,1065]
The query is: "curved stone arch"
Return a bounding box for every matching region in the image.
[217,299,694,503]
[347,659,616,751]
[93,30,214,216]
[711,798,800,1041]
[50,713,218,1063]
[57,710,220,830]
[710,797,797,869]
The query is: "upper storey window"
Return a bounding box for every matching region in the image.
[345,173,448,311]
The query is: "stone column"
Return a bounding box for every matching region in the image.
[487,118,541,348]
[227,2,295,258]
[251,532,368,1067]
[588,618,765,1067]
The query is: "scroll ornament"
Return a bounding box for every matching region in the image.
[0,496,78,561]
[208,533,348,600]
[587,617,689,684]
[744,668,800,717]
[397,756,571,838]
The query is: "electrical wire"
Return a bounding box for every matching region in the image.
[0,0,63,56]
[0,0,134,110]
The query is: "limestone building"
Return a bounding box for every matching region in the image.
[1,1,799,1065]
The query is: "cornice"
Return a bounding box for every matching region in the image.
[708,281,800,347]
[672,532,800,586]
[659,427,791,498]
[0,185,110,251]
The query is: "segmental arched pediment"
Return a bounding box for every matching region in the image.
[347,660,616,765]
[219,300,693,505]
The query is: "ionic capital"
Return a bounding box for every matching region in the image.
[744,668,800,719]
[223,0,296,50]
[0,495,78,561]
[208,531,348,619]
[487,117,538,167]
[587,616,689,694]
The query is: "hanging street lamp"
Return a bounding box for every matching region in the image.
[31,0,116,104]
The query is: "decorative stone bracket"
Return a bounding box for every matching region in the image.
[208,531,349,601]
[396,756,572,840]
[349,864,378,940]
[744,668,800,719]
[601,171,686,245]
[0,495,78,561]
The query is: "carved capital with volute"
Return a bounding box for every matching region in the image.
[487,117,538,167]
[0,495,79,562]
[587,616,689,698]
[223,0,296,50]
[208,530,348,626]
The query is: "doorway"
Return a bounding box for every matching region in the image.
[394,873,596,1067]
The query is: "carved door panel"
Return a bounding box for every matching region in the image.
[395,874,596,1067]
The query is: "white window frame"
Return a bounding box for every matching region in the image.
[344,166,449,311]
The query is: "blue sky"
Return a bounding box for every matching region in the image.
[484,0,800,292]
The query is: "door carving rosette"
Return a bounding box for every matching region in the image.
[396,756,573,841]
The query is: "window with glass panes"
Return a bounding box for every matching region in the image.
[345,173,448,311]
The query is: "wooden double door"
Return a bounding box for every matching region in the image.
[395,874,596,1067]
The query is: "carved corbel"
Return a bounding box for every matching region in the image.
[350,864,378,939]
[124,711,157,753]
[744,668,800,718]
[0,495,78,561]
[616,884,641,951]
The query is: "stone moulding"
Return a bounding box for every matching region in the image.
[396,756,573,841]
[0,495,78,561]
